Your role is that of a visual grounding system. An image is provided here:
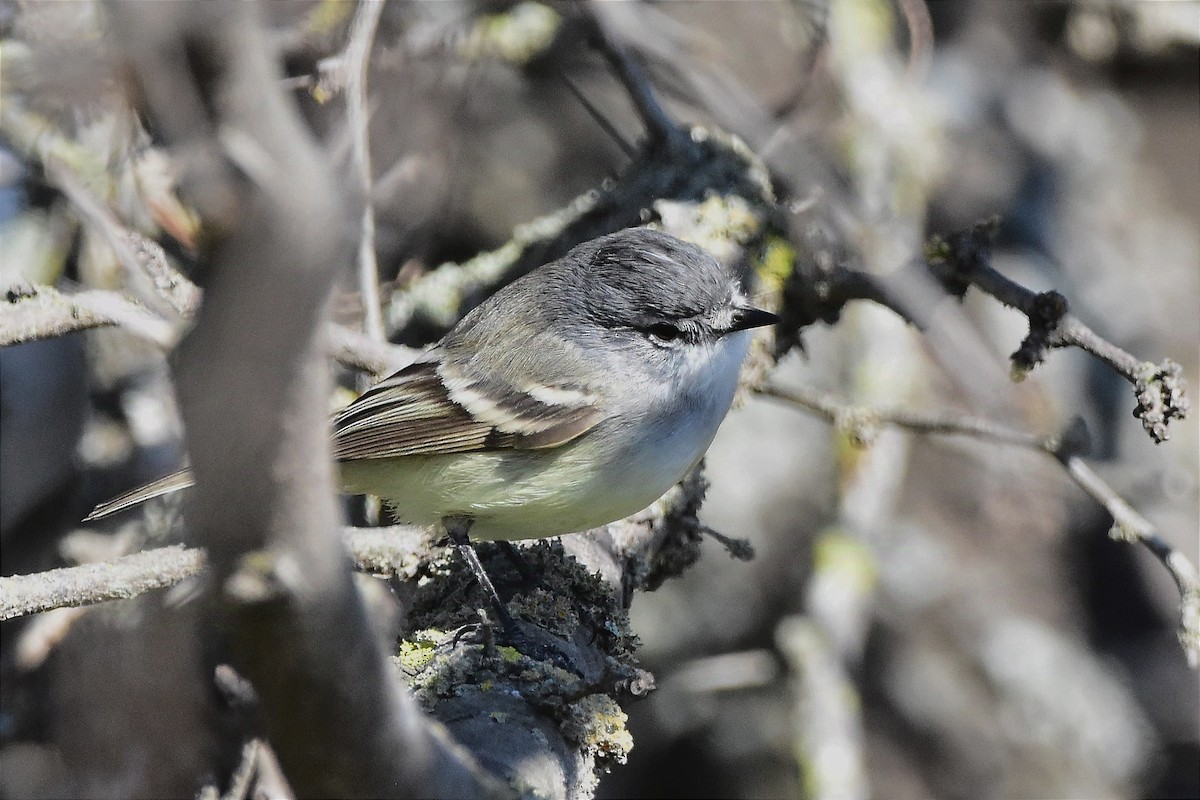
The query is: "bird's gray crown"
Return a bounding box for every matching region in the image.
[567,228,738,332]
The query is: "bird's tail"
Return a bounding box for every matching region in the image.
[84,470,194,521]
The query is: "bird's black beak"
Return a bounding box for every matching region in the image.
[728,305,778,333]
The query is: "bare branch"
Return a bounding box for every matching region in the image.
[760,383,1200,666]
[105,3,495,795]
[557,71,636,158]
[1062,456,1200,667]
[772,220,1188,444]
[1,283,178,349]
[345,0,387,343]
[326,322,418,376]
[1,278,415,379]
[926,221,1190,443]
[2,109,414,373]
[896,0,934,84]
[44,158,200,319]
[221,739,264,800]
[0,526,434,623]
[586,6,685,150]
[0,546,204,622]
[758,384,1044,449]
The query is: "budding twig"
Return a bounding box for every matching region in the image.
[759,383,1200,667]
[925,221,1190,443]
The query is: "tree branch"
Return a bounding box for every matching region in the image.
[760,383,1199,666]
[345,0,387,344]
[326,322,418,376]
[2,99,419,377]
[385,125,778,340]
[104,3,496,796]
[0,546,204,622]
[584,5,686,151]
[0,526,435,623]
[926,220,1190,443]
[1,279,417,378]
[771,219,1189,444]
[1,283,179,349]
[44,157,201,319]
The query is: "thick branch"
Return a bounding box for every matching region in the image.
[105,3,494,796]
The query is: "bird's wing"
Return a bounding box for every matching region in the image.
[87,351,604,519]
[331,352,603,461]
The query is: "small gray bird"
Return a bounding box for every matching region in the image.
[88,227,776,546]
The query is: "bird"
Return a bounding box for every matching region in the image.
[86,227,775,613]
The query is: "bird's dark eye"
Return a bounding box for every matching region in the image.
[646,322,681,343]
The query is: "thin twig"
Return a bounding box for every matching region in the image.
[926,221,1190,443]
[557,71,636,157]
[221,739,261,800]
[776,221,1189,444]
[1062,455,1200,665]
[760,382,1200,666]
[343,1,387,527]
[326,322,418,376]
[758,384,1045,449]
[45,159,200,319]
[585,6,684,149]
[46,128,410,372]
[345,0,387,344]
[896,0,934,84]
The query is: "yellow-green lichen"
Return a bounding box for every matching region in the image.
[302,0,353,36]
[812,529,877,594]
[496,645,523,664]
[753,235,797,298]
[387,189,599,331]
[562,694,634,765]
[397,631,442,673]
[462,2,562,65]
[654,194,763,260]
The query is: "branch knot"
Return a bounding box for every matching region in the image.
[925,217,999,299]
[1011,290,1070,376]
